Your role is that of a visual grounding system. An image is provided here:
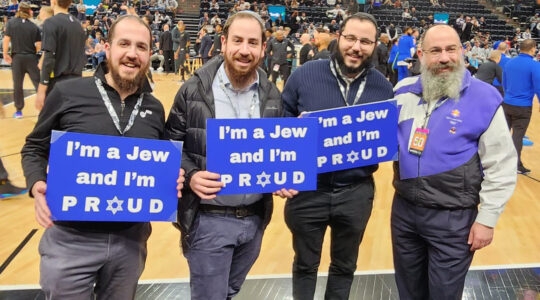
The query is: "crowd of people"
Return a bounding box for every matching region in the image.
[0,0,539,298]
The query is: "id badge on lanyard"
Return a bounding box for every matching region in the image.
[409,128,429,156]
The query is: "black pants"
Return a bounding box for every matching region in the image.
[391,195,477,300]
[163,50,174,73]
[270,63,290,85]
[284,178,374,300]
[502,103,532,167]
[11,53,39,111]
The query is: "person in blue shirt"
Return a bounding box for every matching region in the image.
[502,39,540,174]
[396,27,417,81]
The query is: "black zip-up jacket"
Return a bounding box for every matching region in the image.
[21,64,165,232]
[163,56,283,248]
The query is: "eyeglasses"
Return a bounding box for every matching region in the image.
[422,45,460,57]
[341,34,376,46]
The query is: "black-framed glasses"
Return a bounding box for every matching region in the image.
[341,34,376,46]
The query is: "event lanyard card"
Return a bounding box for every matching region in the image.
[409,128,429,156]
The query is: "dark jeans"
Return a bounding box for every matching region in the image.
[284,178,374,300]
[502,103,532,167]
[11,53,39,111]
[391,195,477,300]
[184,211,263,300]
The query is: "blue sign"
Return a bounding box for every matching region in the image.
[303,100,398,173]
[47,131,182,222]
[206,118,318,194]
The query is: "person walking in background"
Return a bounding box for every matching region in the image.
[474,50,503,92]
[281,13,394,300]
[502,39,540,174]
[2,1,41,119]
[266,29,295,85]
[198,27,212,64]
[164,11,295,300]
[35,0,86,111]
[159,23,174,74]
[21,15,179,299]
[392,24,517,300]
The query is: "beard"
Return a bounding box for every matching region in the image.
[224,54,260,88]
[335,45,373,76]
[107,58,149,93]
[420,59,466,103]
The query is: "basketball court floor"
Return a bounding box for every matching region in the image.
[0,68,539,299]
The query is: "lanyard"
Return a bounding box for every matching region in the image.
[421,97,448,129]
[329,59,367,106]
[95,77,144,135]
[217,71,259,119]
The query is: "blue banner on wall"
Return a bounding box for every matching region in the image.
[206,118,318,194]
[47,131,182,222]
[302,100,398,173]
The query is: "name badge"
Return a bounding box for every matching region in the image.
[409,128,429,156]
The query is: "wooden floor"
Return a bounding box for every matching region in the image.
[0,68,539,287]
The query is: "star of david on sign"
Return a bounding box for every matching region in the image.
[106,196,124,215]
[256,171,272,188]
[346,150,360,164]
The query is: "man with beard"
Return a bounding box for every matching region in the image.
[21,15,180,299]
[391,25,517,300]
[281,13,393,300]
[164,11,292,300]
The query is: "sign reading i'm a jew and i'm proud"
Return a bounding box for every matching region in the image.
[47,131,182,222]
[302,100,398,173]
[206,118,318,194]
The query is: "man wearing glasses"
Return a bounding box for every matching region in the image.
[282,13,393,300]
[392,25,516,299]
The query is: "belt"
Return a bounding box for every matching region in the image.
[199,202,261,218]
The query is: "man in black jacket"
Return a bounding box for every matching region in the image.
[159,23,174,74]
[21,15,183,299]
[164,11,295,300]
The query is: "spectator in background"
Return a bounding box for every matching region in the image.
[76,0,86,22]
[374,33,390,77]
[266,29,295,84]
[159,23,174,73]
[199,28,212,64]
[35,0,86,111]
[2,1,41,119]
[298,33,313,65]
[475,50,503,93]
[502,39,540,174]
[396,26,416,81]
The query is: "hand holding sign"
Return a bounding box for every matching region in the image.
[189,170,225,200]
[32,180,52,228]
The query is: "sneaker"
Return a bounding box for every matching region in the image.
[517,165,531,174]
[13,111,22,119]
[523,138,534,146]
[157,67,164,72]
[0,180,28,199]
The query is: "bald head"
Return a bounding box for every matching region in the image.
[421,25,460,50]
